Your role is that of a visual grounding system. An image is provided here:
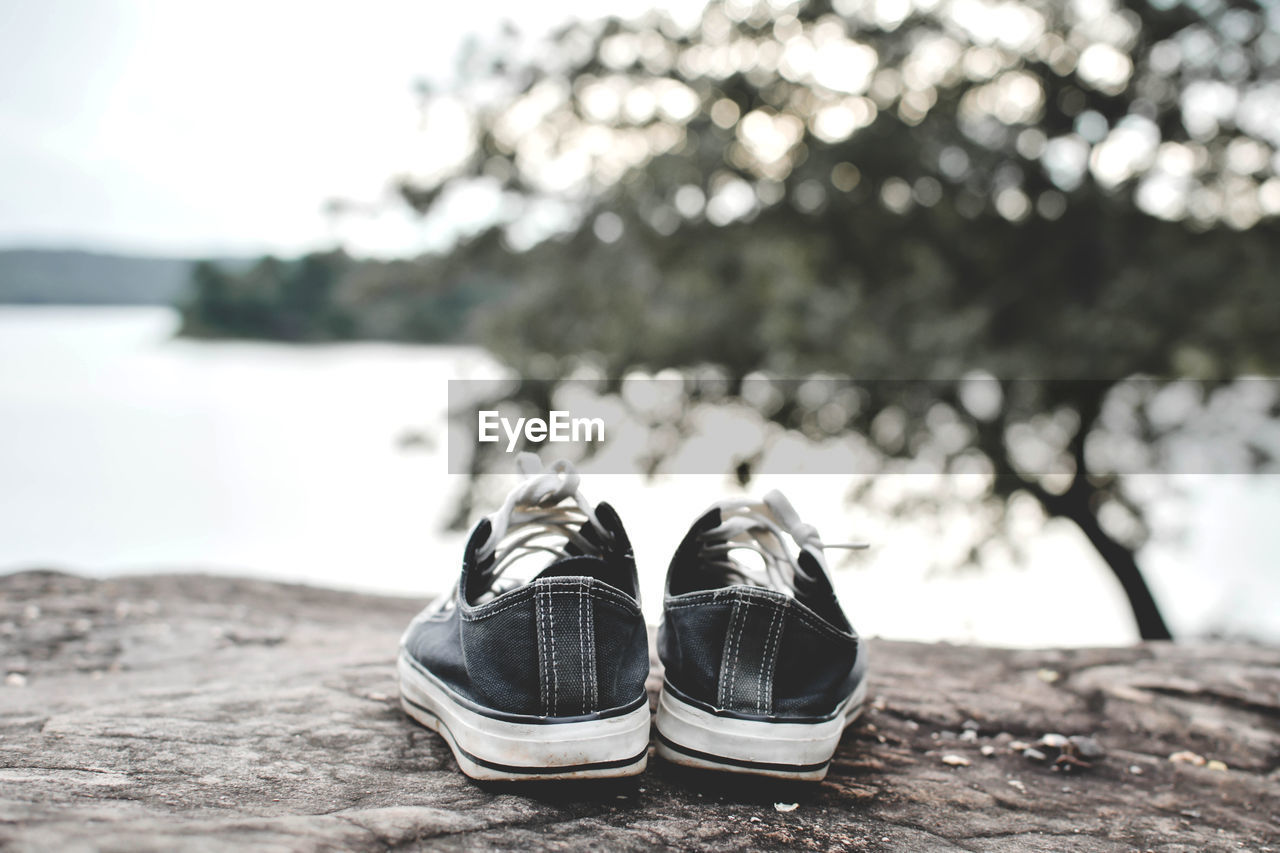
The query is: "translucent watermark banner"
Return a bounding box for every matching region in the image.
[447,377,1280,476]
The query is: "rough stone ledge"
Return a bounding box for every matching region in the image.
[1,570,1277,852]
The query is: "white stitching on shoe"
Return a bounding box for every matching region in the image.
[462,579,640,622]
[757,601,773,714]
[665,591,853,643]
[762,596,773,717]
[722,597,745,709]
[717,599,733,707]
[736,599,751,710]
[755,602,765,714]
[762,599,784,715]
[548,586,558,716]
[578,578,586,713]
[586,579,597,709]
[537,586,549,716]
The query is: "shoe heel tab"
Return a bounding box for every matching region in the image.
[716,589,790,716]
[533,577,604,717]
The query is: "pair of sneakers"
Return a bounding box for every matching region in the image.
[397,455,868,782]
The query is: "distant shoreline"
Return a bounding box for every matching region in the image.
[0,248,247,307]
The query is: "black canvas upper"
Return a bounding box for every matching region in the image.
[658,507,867,721]
[402,501,649,720]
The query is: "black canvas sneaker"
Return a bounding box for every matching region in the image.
[398,455,651,781]
[654,491,868,780]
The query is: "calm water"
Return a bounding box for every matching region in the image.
[1,306,1276,646]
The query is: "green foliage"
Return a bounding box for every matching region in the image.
[405,0,1280,383]
[179,250,511,343]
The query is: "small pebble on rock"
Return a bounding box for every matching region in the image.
[1169,750,1206,766]
[941,754,970,767]
[4,673,26,687]
[1009,740,1030,751]
[980,745,996,757]
[774,802,798,813]
[1128,764,1143,775]
[1069,735,1106,761]
[960,729,978,743]
[1023,748,1048,762]
[1207,759,1228,772]
[1036,668,1061,683]
[1039,733,1069,749]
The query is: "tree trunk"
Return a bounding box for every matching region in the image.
[982,383,1175,642]
[1044,488,1174,641]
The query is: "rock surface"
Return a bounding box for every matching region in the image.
[1,570,1277,851]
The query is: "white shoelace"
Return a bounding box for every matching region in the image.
[697,490,867,594]
[475,453,611,585]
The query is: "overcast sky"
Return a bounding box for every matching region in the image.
[0,0,685,258]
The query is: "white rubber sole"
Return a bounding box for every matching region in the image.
[397,652,651,781]
[653,681,866,781]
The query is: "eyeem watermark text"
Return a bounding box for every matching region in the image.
[478,410,606,452]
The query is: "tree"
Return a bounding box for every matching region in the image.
[401,0,1280,639]
[179,249,513,343]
